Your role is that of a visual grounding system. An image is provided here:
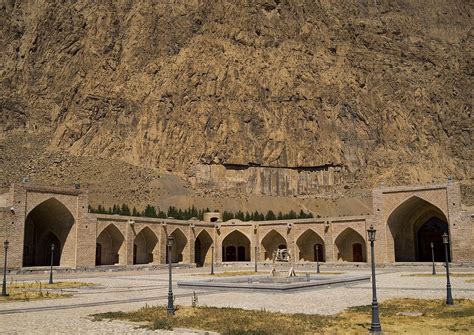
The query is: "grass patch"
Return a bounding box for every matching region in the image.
[402,273,474,277]
[92,299,474,334]
[0,281,94,302]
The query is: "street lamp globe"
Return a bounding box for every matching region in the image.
[167,236,175,247]
[3,240,8,249]
[367,225,376,242]
[442,232,449,244]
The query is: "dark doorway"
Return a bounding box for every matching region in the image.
[237,246,246,261]
[95,243,102,265]
[353,243,363,262]
[133,244,137,264]
[313,243,324,262]
[194,238,202,264]
[44,233,61,266]
[278,244,287,250]
[417,217,450,262]
[226,246,236,261]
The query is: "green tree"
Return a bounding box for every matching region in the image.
[132,207,140,216]
[143,204,157,218]
[121,203,131,216]
[287,210,297,219]
[223,211,234,221]
[265,210,276,220]
[244,212,251,221]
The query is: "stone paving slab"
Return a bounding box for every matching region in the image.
[0,268,473,334]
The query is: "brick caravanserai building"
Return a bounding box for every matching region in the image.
[0,182,472,269]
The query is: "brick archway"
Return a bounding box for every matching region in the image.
[261,229,287,261]
[96,224,125,265]
[296,229,325,262]
[387,196,449,262]
[334,228,366,262]
[23,198,75,267]
[134,227,158,264]
[222,230,251,262]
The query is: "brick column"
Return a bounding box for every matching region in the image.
[74,193,96,268]
[325,220,335,262]
[159,224,168,264]
[7,184,27,268]
[151,225,162,264]
[215,227,222,264]
[447,182,471,262]
[186,225,195,264]
[125,221,135,265]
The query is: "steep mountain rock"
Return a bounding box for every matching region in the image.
[1,1,472,201]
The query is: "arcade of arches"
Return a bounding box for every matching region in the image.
[2,182,470,269]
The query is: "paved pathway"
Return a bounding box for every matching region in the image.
[0,267,472,334]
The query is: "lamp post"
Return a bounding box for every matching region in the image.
[442,233,453,305]
[1,240,9,296]
[316,245,320,274]
[254,246,258,273]
[49,244,55,284]
[367,225,382,333]
[210,244,215,275]
[431,242,436,275]
[167,236,175,315]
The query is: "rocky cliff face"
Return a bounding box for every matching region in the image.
[1,0,472,200]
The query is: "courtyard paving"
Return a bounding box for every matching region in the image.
[0,266,473,334]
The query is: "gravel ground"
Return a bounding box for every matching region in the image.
[0,266,472,334]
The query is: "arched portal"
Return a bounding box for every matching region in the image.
[296,229,325,262]
[387,196,450,262]
[134,227,158,264]
[222,230,250,262]
[417,217,449,262]
[334,228,366,262]
[23,198,75,267]
[261,230,287,261]
[194,230,213,267]
[96,224,125,265]
[168,228,188,263]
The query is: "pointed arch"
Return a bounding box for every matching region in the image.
[168,227,188,263]
[96,224,125,265]
[23,197,75,267]
[195,229,213,267]
[261,229,287,261]
[334,228,366,262]
[134,227,158,264]
[387,196,449,262]
[296,229,325,262]
[222,230,251,262]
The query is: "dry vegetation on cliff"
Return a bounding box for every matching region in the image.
[1,1,472,207]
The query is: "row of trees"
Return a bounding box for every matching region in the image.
[88,204,316,221]
[222,209,314,221]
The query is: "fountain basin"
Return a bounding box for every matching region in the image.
[177,274,369,292]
